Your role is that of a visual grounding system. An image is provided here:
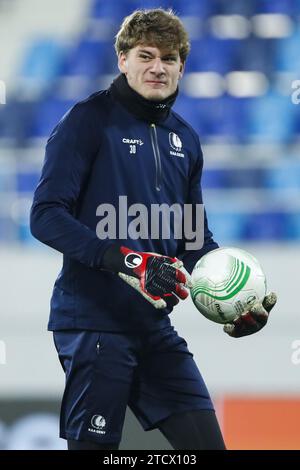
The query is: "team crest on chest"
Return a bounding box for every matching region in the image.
[169,132,184,158]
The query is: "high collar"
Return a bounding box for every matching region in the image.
[109,73,178,124]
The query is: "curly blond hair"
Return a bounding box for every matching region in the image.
[115,8,190,62]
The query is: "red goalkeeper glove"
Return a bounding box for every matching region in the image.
[223,292,277,338]
[102,245,191,309]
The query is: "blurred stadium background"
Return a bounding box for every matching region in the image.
[0,0,300,450]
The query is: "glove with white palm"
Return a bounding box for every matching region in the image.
[223,292,277,338]
[102,245,191,309]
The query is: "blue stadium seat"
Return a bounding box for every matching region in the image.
[29,97,75,138]
[192,96,247,143]
[0,101,35,143]
[63,39,111,77]
[208,212,246,243]
[171,95,245,143]
[202,168,265,189]
[275,28,300,72]
[242,212,288,240]
[171,0,213,17]
[186,37,237,73]
[18,223,38,244]
[201,169,228,189]
[91,0,178,19]
[0,167,13,193]
[0,217,18,242]
[255,0,296,14]
[292,103,300,138]
[264,163,300,189]
[16,171,40,193]
[211,96,247,142]
[234,38,274,74]
[212,0,254,16]
[173,96,207,136]
[246,90,295,143]
[19,39,64,89]
[90,0,123,19]
[286,212,300,239]
[131,0,174,11]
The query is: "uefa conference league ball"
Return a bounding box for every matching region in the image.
[190,247,267,324]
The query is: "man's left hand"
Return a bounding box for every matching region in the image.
[223,292,277,338]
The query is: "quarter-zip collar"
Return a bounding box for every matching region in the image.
[110,73,178,124]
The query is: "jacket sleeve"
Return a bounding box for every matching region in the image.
[30,103,113,268]
[177,138,219,274]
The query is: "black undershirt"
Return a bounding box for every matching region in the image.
[110,73,178,124]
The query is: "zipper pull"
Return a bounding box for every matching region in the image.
[96,341,100,355]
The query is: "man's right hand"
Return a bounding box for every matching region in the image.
[102,245,191,308]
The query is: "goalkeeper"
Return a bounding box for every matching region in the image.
[30,8,276,450]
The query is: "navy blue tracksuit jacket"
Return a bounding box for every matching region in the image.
[30,77,218,332]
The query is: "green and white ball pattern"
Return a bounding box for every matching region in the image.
[191,247,267,324]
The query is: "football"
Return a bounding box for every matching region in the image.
[190,247,267,324]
